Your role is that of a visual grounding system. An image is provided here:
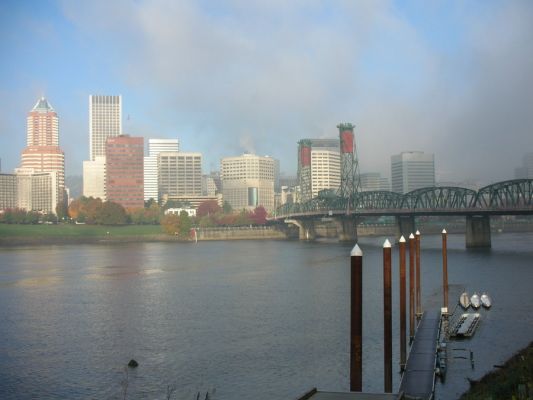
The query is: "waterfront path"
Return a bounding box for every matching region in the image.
[399,310,441,399]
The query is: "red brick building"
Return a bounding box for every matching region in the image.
[105,135,144,209]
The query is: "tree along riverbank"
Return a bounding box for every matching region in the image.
[460,341,533,400]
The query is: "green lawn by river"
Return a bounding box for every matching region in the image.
[0,223,162,238]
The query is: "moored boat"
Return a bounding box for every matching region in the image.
[480,292,492,308]
[459,292,470,309]
[470,292,481,309]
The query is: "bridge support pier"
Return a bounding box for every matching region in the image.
[334,216,357,242]
[396,215,415,240]
[466,215,491,248]
[285,219,316,241]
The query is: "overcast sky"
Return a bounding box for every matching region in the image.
[1,0,532,184]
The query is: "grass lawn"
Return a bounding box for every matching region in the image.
[0,223,162,238]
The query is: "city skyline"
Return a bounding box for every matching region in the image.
[1,1,533,184]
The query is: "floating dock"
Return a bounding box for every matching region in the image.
[450,313,480,338]
[398,310,441,400]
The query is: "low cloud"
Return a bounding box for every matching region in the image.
[55,0,533,182]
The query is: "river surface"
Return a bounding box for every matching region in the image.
[0,232,532,399]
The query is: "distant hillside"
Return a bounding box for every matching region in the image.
[66,175,83,199]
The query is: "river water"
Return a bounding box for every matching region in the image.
[0,233,532,399]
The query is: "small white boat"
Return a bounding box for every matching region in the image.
[470,292,481,309]
[480,293,492,309]
[459,292,470,309]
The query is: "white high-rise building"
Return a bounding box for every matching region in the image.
[83,156,106,200]
[297,138,341,201]
[144,139,179,201]
[89,95,122,161]
[360,172,390,192]
[83,95,121,199]
[148,139,179,157]
[201,175,217,196]
[391,151,435,194]
[311,149,340,197]
[221,154,275,211]
[0,173,18,210]
[7,168,59,214]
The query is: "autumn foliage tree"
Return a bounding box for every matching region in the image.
[161,214,180,235]
[96,202,128,225]
[161,211,193,238]
[196,200,221,217]
[250,206,267,225]
[68,197,127,225]
[129,203,161,224]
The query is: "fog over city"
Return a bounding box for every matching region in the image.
[1,0,532,184]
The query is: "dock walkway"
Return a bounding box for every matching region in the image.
[398,310,441,399]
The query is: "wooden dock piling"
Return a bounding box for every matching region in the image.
[350,244,363,392]
[415,230,422,320]
[383,239,392,393]
[442,229,449,312]
[409,233,415,342]
[399,235,407,370]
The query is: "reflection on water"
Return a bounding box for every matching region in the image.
[0,234,532,399]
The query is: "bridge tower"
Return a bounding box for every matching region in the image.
[337,123,361,199]
[298,139,313,202]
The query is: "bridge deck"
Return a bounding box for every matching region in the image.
[399,310,441,400]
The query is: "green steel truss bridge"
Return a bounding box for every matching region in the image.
[273,179,533,219]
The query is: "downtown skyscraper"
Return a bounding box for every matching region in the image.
[83,95,122,199]
[221,153,275,211]
[144,138,179,202]
[20,97,65,201]
[391,151,435,193]
[89,95,122,161]
[106,135,144,209]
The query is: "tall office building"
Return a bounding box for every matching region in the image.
[221,153,275,211]
[311,148,340,197]
[514,152,533,179]
[0,168,59,214]
[144,138,179,201]
[20,97,65,203]
[391,151,435,194]
[298,138,341,201]
[0,173,18,210]
[201,175,217,196]
[89,95,122,161]
[105,135,144,209]
[360,172,390,191]
[273,158,280,193]
[83,156,106,200]
[83,95,122,199]
[158,152,202,199]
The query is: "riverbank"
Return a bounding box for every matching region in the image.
[2,222,533,246]
[0,224,176,246]
[0,224,290,246]
[460,341,533,399]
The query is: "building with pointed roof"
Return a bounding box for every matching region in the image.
[20,97,65,205]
